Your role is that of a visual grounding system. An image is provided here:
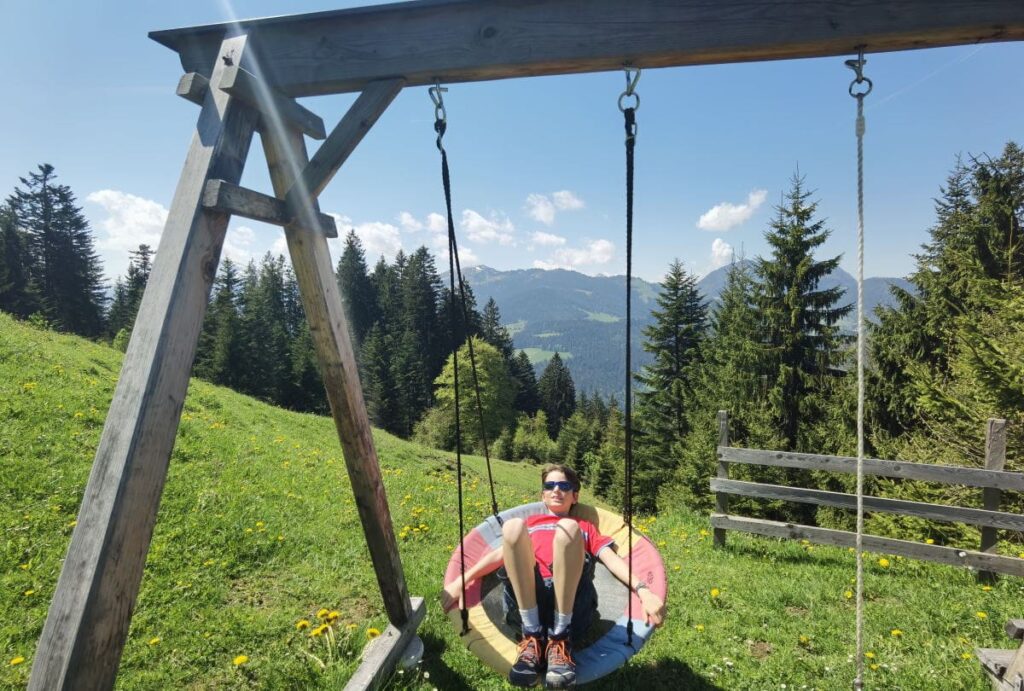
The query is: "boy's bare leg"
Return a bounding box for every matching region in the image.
[552,518,584,614]
[502,517,537,609]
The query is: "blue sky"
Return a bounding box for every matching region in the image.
[2,1,1022,285]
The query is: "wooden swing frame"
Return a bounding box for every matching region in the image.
[28,1,1024,689]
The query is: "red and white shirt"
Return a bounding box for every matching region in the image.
[525,513,615,579]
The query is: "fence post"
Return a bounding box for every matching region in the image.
[979,418,1008,581]
[714,410,729,548]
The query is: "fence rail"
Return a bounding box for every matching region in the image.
[710,412,1022,578]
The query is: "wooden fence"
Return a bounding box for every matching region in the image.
[710,411,1024,578]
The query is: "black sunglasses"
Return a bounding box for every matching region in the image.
[543,480,575,492]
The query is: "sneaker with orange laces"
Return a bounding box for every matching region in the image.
[509,630,546,687]
[544,632,576,689]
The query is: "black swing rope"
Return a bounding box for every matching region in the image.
[620,66,640,648]
[431,84,502,636]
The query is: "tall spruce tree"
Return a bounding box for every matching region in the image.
[480,297,515,361]
[0,204,38,317]
[537,352,576,439]
[336,230,377,352]
[7,164,106,335]
[510,350,541,415]
[753,174,852,452]
[107,244,153,338]
[195,258,243,387]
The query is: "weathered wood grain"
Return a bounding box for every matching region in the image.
[176,72,209,105]
[219,65,326,139]
[343,598,426,691]
[286,78,404,207]
[29,35,259,691]
[714,410,729,548]
[982,419,1009,556]
[710,513,1024,577]
[150,0,1024,97]
[202,179,338,237]
[710,478,1024,532]
[719,446,1024,491]
[260,119,412,627]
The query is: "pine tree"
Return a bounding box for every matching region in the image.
[510,350,541,415]
[0,204,39,317]
[754,174,852,451]
[336,230,377,352]
[634,259,707,501]
[7,164,106,335]
[537,352,577,439]
[392,327,430,436]
[480,297,515,361]
[106,244,153,338]
[360,323,400,432]
[195,258,243,387]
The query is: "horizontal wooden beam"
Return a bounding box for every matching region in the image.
[710,478,1024,532]
[219,65,326,139]
[710,513,1024,577]
[719,446,1024,491]
[202,179,338,237]
[150,0,1024,97]
[176,72,209,105]
[343,597,425,691]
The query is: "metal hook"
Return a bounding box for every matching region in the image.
[429,81,448,122]
[845,46,873,98]
[619,66,641,112]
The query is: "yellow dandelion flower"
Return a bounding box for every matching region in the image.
[891,629,903,637]
[233,655,249,666]
[296,620,310,630]
[869,663,879,671]
[67,520,77,528]
[962,652,973,660]
[694,624,705,631]
[865,651,875,659]
[799,635,810,645]
[24,589,35,597]
[699,529,709,537]
[256,521,265,528]
[10,656,26,666]
[244,528,253,534]
[673,565,681,571]
[316,608,329,619]
[327,611,340,622]
[149,637,161,646]
[277,535,284,541]
[710,588,721,598]
[367,628,382,639]
[878,558,890,568]
[981,585,992,592]
[844,590,853,600]
[309,625,326,637]
[976,611,988,620]
[925,538,934,545]
[19,564,29,570]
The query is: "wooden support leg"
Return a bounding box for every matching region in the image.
[259,105,413,627]
[29,35,258,691]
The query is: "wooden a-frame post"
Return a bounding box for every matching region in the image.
[32,1,1024,688]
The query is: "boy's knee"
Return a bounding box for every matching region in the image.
[553,518,582,545]
[502,517,527,543]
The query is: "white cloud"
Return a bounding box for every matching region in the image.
[534,239,615,271]
[461,209,515,246]
[710,238,734,270]
[398,211,424,232]
[427,213,447,234]
[697,189,767,232]
[329,213,403,261]
[87,190,168,277]
[438,244,480,268]
[552,190,585,211]
[526,193,556,225]
[530,231,567,248]
[223,225,258,265]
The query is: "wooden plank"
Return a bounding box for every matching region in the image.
[714,410,729,548]
[176,72,209,105]
[1008,621,1024,641]
[710,514,1024,577]
[286,78,404,206]
[344,597,426,691]
[982,419,1009,555]
[220,65,326,140]
[710,478,1024,532]
[720,446,1024,491]
[1005,644,1024,689]
[202,179,338,238]
[977,648,1016,680]
[28,35,259,691]
[260,122,412,627]
[149,0,1024,97]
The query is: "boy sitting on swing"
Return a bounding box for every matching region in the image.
[442,464,666,689]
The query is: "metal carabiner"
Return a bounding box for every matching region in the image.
[429,81,448,123]
[845,47,873,98]
[618,66,641,112]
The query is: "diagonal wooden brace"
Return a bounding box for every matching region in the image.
[220,64,326,140]
[202,179,337,238]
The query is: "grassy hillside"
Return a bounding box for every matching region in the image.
[2,312,1023,690]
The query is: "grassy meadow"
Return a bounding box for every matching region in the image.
[2,310,1023,690]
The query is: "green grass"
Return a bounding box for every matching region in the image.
[521,348,574,366]
[582,310,620,323]
[2,311,1023,690]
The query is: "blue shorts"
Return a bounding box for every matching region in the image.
[497,553,598,641]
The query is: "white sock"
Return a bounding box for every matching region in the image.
[552,611,573,636]
[519,607,541,633]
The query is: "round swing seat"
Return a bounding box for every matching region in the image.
[444,502,667,684]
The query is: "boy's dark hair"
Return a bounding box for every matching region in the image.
[540,464,580,492]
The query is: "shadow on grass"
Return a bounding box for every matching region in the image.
[415,631,720,690]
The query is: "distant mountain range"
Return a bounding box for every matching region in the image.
[459,264,912,399]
